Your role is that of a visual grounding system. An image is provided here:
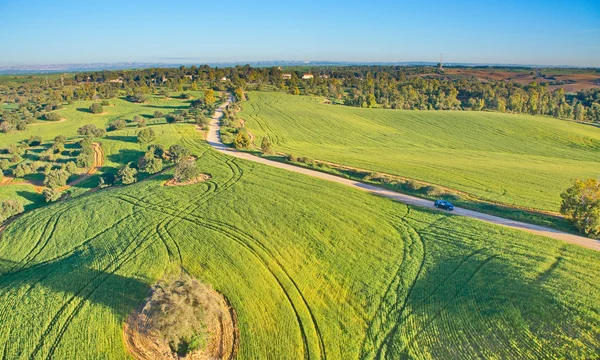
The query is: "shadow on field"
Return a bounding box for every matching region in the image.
[76,108,92,113]
[381,225,591,358]
[16,191,45,210]
[105,135,138,143]
[108,149,145,165]
[0,252,150,320]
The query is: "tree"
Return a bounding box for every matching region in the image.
[204,89,216,105]
[144,155,163,174]
[13,163,31,178]
[78,124,106,137]
[234,132,251,149]
[118,164,138,184]
[137,128,155,145]
[89,103,104,114]
[44,169,70,188]
[108,119,126,131]
[76,153,94,169]
[168,145,190,163]
[149,144,166,158]
[54,135,66,144]
[0,159,9,170]
[0,200,24,222]
[235,87,245,102]
[28,136,42,146]
[153,111,164,119]
[173,159,201,182]
[44,112,61,121]
[260,137,272,154]
[166,113,184,123]
[560,179,600,237]
[43,187,62,202]
[64,161,78,174]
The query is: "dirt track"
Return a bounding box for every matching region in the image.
[206,100,600,252]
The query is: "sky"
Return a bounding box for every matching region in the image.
[1,0,599,67]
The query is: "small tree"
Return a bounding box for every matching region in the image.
[204,89,216,105]
[137,128,155,145]
[76,153,94,169]
[28,136,42,146]
[0,200,24,222]
[107,119,126,131]
[44,112,61,121]
[260,137,272,154]
[154,111,164,119]
[0,159,10,170]
[44,169,70,188]
[118,164,138,185]
[234,132,251,149]
[174,159,201,182]
[43,188,62,202]
[149,144,166,159]
[560,179,600,237]
[89,103,104,114]
[168,145,190,164]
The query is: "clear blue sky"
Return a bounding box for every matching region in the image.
[1,0,599,66]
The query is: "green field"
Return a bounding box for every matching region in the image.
[0,122,599,358]
[239,92,600,212]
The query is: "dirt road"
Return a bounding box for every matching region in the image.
[206,101,600,252]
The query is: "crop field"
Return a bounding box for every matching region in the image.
[0,124,599,359]
[239,91,600,212]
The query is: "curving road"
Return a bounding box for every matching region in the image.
[206,100,600,252]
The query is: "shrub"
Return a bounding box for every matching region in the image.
[174,159,201,182]
[89,103,104,114]
[137,128,155,145]
[100,100,110,106]
[28,136,42,146]
[0,200,24,222]
[0,159,10,170]
[78,124,106,137]
[404,179,423,191]
[261,137,272,154]
[153,111,164,119]
[118,164,138,185]
[13,163,31,178]
[44,169,70,188]
[76,153,94,169]
[166,113,184,123]
[287,153,297,162]
[168,145,190,164]
[64,161,78,174]
[149,144,165,159]
[44,112,61,121]
[10,154,22,163]
[107,119,126,131]
[560,179,600,236]
[143,155,163,174]
[233,132,251,149]
[54,135,66,144]
[99,172,116,187]
[43,188,62,202]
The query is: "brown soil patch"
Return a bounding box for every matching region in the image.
[164,174,210,187]
[124,286,239,360]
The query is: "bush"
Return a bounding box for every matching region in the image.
[13,163,31,178]
[76,153,94,169]
[261,137,272,154]
[43,188,62,202]
[233,132,251,149]
[126,93,147,103]
[107,119,126,131]
[404,179,423,191]
[287,153,297,162]
[168,145,190,164]
[174,159,201,182]
[64,161,78,174]
[0,159,9,170]
[149,144,166,159]
[118,164,138,185]
[153,111,164,119]
[137,128,155,144]
[78,124,106,137]
[28,136,42,146]
[44,169,70,188]
[100,100,110,106]
[0,200,24,222]
[44,112,61,121]
[10,154,22,163]
[89,103,104,114]
[143,155,163,174]
[54,135,66,144]
[297,157,314,165]
[560,179,600,236]
[137,118,147,128]
[166,113,184,123]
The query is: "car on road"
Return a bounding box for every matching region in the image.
[434,200,454,211]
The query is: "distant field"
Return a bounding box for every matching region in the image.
[1,128,599,358]
[240,91,600,212]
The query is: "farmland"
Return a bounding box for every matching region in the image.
[239,91,600,212]
[0,111,600,358]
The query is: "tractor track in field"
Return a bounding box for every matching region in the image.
[115,189,327,359]
[207,98,600,253]
[30,218,159,359]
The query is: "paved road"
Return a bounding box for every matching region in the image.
[206,100,600,252]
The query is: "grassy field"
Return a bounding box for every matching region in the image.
[239,91,600,212]
[0,124,599,359]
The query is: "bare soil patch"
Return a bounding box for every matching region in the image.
[124,284,239,360]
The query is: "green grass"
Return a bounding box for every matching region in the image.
[0,126,599,359]
[239,91,600,212]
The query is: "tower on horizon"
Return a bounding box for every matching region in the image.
[439,53,443,70]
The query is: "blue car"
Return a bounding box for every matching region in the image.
[434,200,454,211]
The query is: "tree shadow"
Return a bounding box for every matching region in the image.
[76,108,92,113]
[377,234,598,359]
[107,149,144,166]
[0,252,151,321]
[104,135,138,143]
[142,104,189,109]
[16,191,45,210]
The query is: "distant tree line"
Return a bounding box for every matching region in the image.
[1,65,600,134]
